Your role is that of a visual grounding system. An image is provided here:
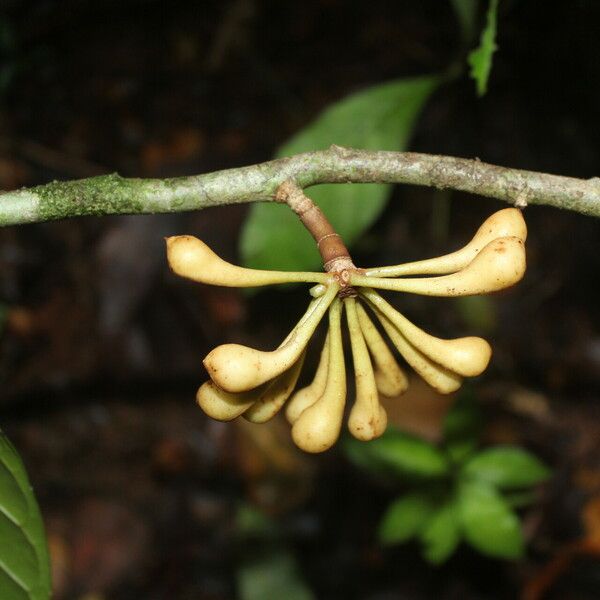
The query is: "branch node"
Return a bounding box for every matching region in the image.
[317,232,341,248]
[330,144,353,158]
[514,193,529,209]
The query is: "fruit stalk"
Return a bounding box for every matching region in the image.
[276,180,357,278]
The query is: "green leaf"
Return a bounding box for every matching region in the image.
[237,550,314,600]
[420,499,461,564]
[378,493,434,545]
[467,0,499,96]
[365,429,450,479]
[240,76,439,272]
[442,392,482,464]
[0,431,51,600]
[462,446,551,490]
[458,480,524,559]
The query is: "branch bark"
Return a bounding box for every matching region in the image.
[1,146,599,227]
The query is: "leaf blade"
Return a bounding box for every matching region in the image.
[458,480,524,559]
[363,429,450,479]
[461,446,551,490]
[419,499,462,564]
[240,76,439,272]
[0,431,51,600]
[378,493,434,545]
[467,0,499,96]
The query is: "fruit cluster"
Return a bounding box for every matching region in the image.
[166,208,526,453]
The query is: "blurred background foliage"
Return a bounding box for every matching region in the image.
[0,0,599,598]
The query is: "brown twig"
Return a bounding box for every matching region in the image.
[275,180,358,293]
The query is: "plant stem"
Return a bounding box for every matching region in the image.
[1,145,599,227]
[275,180,354,273]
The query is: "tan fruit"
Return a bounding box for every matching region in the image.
[361,288,491,378]
[355,303,408,397]
[365,208,527,277]
[368,305,463,394]
[345,297,387,441]
[196,380,265,421]
[243,352,306,423]
[166,235,330,287]
[286,333,330,424]
[204,283,338,392]
[352,237,526,296]
[292,299,347,453]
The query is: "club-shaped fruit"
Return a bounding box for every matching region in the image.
[361,288,491,377]
[355,302,408,397]
[292,299,347,453]
[286,333,329,424]
[196,380,267,421]
[345,297,387,440]
[364,208,527,277]
[173,205,528,452]
[166,235,330,287]
[243,351,306,423]
[351,237,526,296]
[204,283,339,392]
[367,304,463,394]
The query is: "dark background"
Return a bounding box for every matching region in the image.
[0,1,599,598]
